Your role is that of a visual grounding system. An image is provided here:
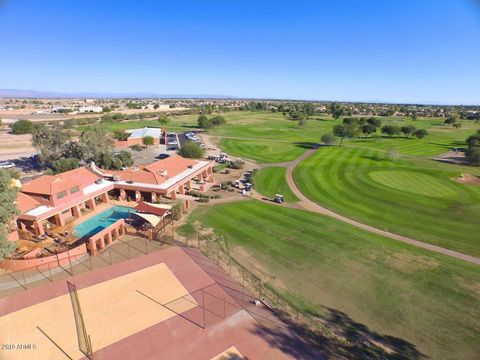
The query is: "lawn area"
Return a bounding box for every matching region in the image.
[253,167,298,202]
[188,200,480,360]
[219,138,309,163]
[293,146,480,256]
[209,112,477,159]
[78,111,477,159]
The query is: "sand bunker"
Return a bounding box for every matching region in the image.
[455,173,480,186]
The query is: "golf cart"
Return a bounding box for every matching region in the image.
[274,194,284,204]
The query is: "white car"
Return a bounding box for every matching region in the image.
[0,161,15,169]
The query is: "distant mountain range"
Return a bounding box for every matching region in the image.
[0,89,237,99]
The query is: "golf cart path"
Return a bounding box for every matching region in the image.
[282,147,480,266]
[203,134,480,265]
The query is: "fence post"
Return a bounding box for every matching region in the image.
[258,279,261,300]
[242,268,245,308]
[23,270,27,289]
[67,250,73,275]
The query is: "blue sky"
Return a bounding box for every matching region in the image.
[0,0,479,104]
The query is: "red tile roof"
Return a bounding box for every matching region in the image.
[16,192,41,213]
[108,155,201,185]
[20,167,99,196]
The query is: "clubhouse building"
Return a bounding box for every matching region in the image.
[3,155,215,271]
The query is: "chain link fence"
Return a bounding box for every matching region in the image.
[172,227,345,345]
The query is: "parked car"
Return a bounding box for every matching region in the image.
[0,161,15,169]
[157,153,170,160]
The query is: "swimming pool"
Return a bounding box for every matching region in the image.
[73,206,136,239]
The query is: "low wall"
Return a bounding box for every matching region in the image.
[88,218,126,255]
[0,243,88,272]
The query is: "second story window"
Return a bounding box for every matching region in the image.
[70,186,79,194]
[56,191,67,199]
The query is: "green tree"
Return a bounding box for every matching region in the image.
[446,112,459,124]
[301,103,315,119]
[0,169,19,260]
[381,125,401,137]
[288,112,303,120]
[329,102,344,119]
[78,126,114,163]
[466,147,480,164]
[111,157,123,170]
[367,117,382,128]
[197,115,212,129]
[31,124,71,163]
[400,125,417,138]
[179,141,205,158]
[49,158,80,174]
[142,136,154,146]
[114,130,130,140]
[453,123,462,129]
[210,115,226,126]
[413,129,428,139]
[321,134,336,145]
[11,119,35,134]
[465,131,480,165]
[116,150,134,167]
[298,118,307,127]
[157,115,170,125]
[332,124,359,146]
[361,124,377,137]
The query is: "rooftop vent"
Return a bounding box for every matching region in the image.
[159,170,168,177]
[187,165,193,169]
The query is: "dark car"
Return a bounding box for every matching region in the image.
[157,153,170,160]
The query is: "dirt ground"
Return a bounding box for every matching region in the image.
[0,131,36,161]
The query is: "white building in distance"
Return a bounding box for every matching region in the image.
[79,106,103,113]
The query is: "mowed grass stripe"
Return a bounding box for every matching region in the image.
[190,201,480,360]
[294,146,480,256]
[254,167,298,202]
[220,138,307,163]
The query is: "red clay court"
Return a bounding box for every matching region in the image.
[0,246,322,359]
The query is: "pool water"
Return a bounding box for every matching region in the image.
[73,206,136,239]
